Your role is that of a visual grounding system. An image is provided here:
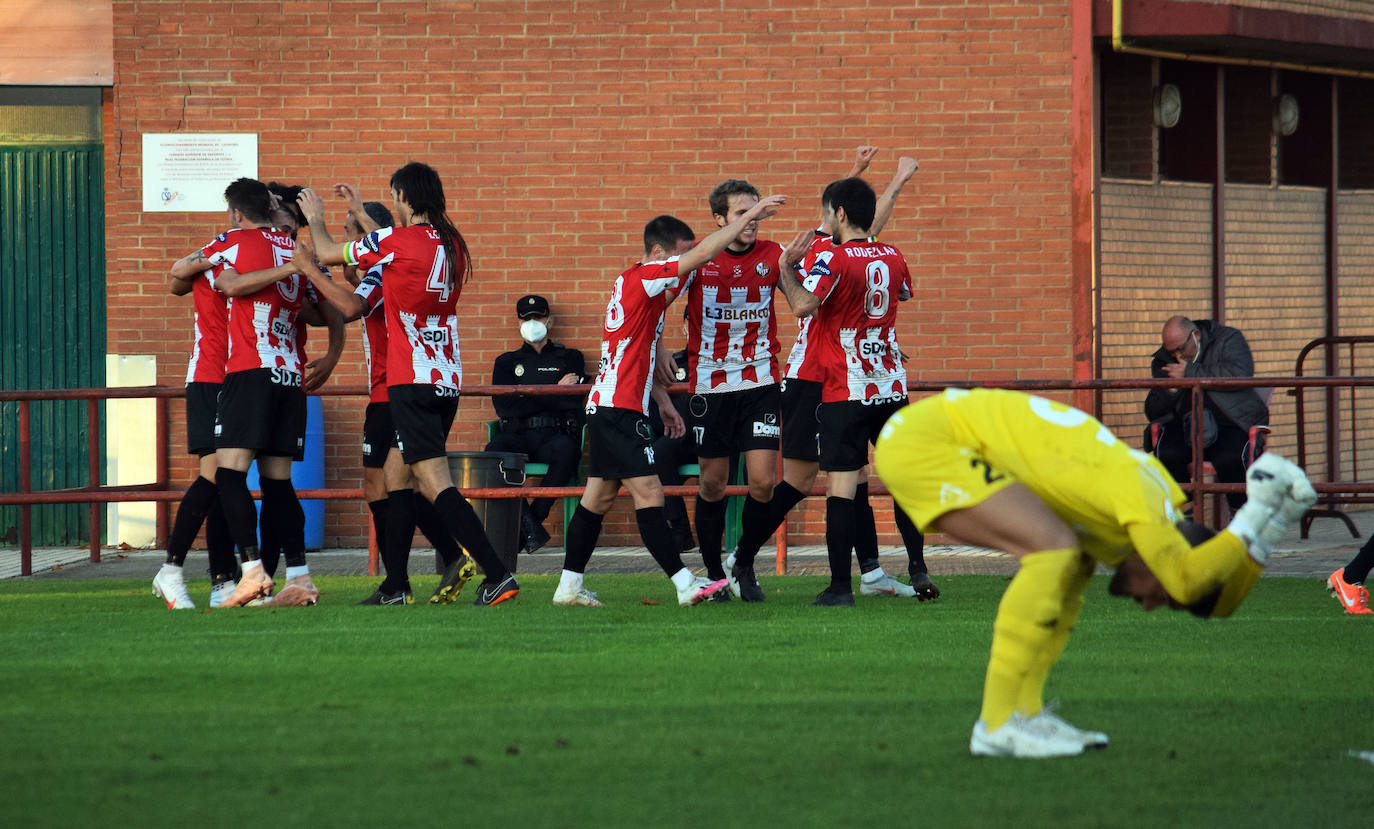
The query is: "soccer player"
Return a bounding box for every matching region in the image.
[727,149,934,602]
[773,176,914,607]
[874,387,1317,758]
[325,187,466,604]
[554,198,787,608]
[294,162,519,606]
[680,179,797,594]
[152,182,256,609]
[255,198,346,583]
[195,178,330,609]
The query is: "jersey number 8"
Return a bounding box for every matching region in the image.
[865,260,890,319]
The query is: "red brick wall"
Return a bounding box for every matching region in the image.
[105,0,1077,547]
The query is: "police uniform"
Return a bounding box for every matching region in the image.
[485,321,588,552]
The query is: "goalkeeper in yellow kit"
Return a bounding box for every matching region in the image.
[874,387,1317,759]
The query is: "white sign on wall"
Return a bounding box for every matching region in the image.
[142,133,258,212]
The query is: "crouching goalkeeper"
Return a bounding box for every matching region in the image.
[873,387,1316,759]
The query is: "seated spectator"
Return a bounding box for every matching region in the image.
[486,295,588,553]
[1145,316,1268,512]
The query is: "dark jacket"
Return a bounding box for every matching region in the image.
[491,341,588,421]
[1145,319,1268,431]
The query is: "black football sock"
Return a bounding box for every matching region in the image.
[637,506,688,577]
[414,491,464,568]
[205,498,239,582]
[214,467,260,562]
[367,498,390,563]
[733,494,773,567]
[695,496,727,580]
[825,496,857,592]
[895,504,928,575]
[261,477,306,570]
[166,475,218,566]
[562,505,604,574]
[256,474,305,576]
[854,482,881,574]
[382,489,417,593]
[1344,535,1374,584]
[257,484,282,578]
[433,487,510,580]
[737,481,806,567]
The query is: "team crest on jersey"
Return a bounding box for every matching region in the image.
[515,364,525,377]
[755,262,770,278]
[215,232,229,243]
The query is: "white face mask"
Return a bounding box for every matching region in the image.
[520,319,548,344]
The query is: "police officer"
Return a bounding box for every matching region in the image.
[486,294,589,553]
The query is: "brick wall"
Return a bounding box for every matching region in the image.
[1098,180,1214,441]
[105,0,1077,547]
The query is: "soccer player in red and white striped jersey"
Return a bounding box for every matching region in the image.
[297,162,519,607]
[778,175,922,605]
[556,196,786,608]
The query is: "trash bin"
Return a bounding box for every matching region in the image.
[444,450,526,574]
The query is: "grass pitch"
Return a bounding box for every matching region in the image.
[0,573,1370,828]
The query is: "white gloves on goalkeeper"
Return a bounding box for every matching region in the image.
[1227,452,1319,564]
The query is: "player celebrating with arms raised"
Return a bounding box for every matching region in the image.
[775,177,914,607]
[556,196,786,608]
[295,162,518,606]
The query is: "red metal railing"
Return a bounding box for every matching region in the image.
[1292,336,1374,538]
[5,376,1374,577]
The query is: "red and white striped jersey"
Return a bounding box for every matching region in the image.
[684,240,784,393]
[184,266,230,385]
[205,228,311,379]
[344,225,462,390]
[352,266,389,403]
[783,230,835,384]
[586,257,687,415]
[804,238,912,404]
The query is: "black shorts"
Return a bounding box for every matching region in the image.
[186,382,221,457]
[818,397,908,472]
[779,378,822,463]
[214,369,306,460]
[362,402,393,469]
[389,384,459,464]
[586,407,658,481]
[686,384,780,458]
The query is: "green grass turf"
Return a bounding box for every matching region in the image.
[0,573,1370,828]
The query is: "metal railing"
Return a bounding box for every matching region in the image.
[4,376,1373,577]
[1292,336,1374,538]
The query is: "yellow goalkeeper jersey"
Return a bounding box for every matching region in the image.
[875,387,1188,568]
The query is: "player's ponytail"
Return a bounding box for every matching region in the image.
[389,161,473,290]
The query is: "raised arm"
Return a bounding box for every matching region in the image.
[676,194,787,274]
[846,145,879,178]
[296,189,350,266]
[869,156,919,238]
[335,183,380,235]
[776,229,821,318]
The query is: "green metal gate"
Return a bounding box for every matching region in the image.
[0,143,107,545]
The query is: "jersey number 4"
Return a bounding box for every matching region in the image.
[426,249,451,302]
